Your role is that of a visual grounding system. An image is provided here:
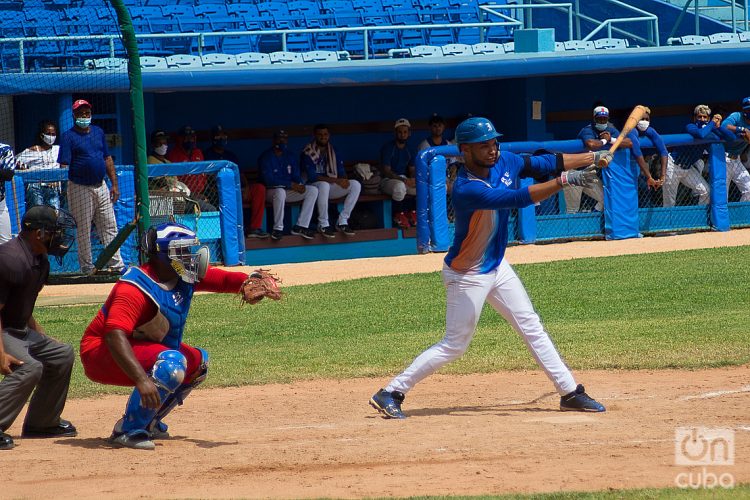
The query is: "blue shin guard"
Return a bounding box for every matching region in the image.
[117,350,187,436]
[150,347,209,433]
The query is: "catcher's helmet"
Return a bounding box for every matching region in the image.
[141,222,209,284]
[454,117,502,145]
[742,96,750,109]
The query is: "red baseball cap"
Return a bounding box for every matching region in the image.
[72,99,91,111]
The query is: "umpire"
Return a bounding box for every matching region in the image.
[0,206,78,450]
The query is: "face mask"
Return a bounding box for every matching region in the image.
[213,138,228,147]
[154,144,168,156]
[636,120,650,132]
[743,110,750,120]
[75,117,91,128]
[396,138,407,145]
[594,123,608,132]
[695,119,708,128]
[274,143,287,152]
[42,134,56,145]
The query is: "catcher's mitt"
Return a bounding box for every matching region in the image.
[239,269,282,305]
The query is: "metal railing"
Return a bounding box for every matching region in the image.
[0,19,530,71]
[528,0,660,46]
[667,0,748,36]
[480,3,575,41]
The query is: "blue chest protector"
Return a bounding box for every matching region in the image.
[118,267,195,349]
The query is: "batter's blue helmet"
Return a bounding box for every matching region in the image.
[742,96,750,109]
[454,117,502,145]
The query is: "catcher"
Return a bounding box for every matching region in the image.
[80,222,280,450]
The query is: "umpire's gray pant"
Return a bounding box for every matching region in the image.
[67,180,124,274]
[0,328,74,432]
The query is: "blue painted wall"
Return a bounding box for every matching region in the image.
[10,64,750,168]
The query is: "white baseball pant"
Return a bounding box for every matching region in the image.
[726,155,750,202]
[663,156,710,207]
[561,177,604,213]
[380,178,416,201]
[0,196,11,244]
[265,186,318,231]
[67,180,124,274]
[312,180,361,227]
[386,259,577,396]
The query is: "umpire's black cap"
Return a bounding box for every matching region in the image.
[22,206,58,231]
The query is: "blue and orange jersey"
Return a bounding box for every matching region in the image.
[445,151,558,274]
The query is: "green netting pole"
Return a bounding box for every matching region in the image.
[110,0,150,263]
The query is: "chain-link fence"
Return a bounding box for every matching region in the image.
[637,144,712,234]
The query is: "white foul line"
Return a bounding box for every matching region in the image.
[680,385,750,401]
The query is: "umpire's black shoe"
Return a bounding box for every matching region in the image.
[0,432,14,450]
[370,389,407,419]
[22,419,78,438]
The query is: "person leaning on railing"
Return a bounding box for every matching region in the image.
[716,97,750,202]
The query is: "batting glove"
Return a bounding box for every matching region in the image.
[593,150,613,167]
[559,165,598,188]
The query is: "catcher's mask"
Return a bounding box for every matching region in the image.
[141,222,209,284]
[22,205,77,265]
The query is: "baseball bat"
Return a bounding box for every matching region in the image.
[598,105,651,167]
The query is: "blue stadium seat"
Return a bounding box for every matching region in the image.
[401,29,427,48]
[353,0,383,12]
[286,33,314,52]
[201,53,237,67]
[321,0,356,14]
[369,30,399,53]
[471,42,505,55]
[456,27,482,45]
[382,0,412,10]
[441,43,473,56]
[235,52,271,65]
[563,40,595,51]
[485,25,511,43]
[302,50,339,62]
[390,8,421,25]
[709,33,740,44]
[679,35,710,46]
[342,31,366,55]
[288,1,318,15]
[227,4,260,18]
[165,54,203,69]
[594,38,628,50]
[428,28,456,46]
[219,35,260,54]
[140,56,168,70]
[313,31,342,51]
[269,51,304,64]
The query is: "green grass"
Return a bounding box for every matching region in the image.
[391,484,750,499]
[36,246,750,398]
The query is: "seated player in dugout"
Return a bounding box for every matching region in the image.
[80,222,280,450]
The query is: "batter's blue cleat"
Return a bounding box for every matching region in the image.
[560,384,605,412]
[369,389,406,419]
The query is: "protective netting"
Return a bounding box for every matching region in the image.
[0,3,135,277]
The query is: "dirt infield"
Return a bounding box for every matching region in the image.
[6,229,750,499]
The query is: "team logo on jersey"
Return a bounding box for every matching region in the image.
[173,290,184,306]
[501,171,512,187]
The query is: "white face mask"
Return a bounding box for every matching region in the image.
[154,144,168,156]
[42,134,56,145]
[636,120,650,132]
[594,123,608,132]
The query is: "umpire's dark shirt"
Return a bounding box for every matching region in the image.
[0,237,49,330]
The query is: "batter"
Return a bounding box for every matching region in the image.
[370,117,608,418]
